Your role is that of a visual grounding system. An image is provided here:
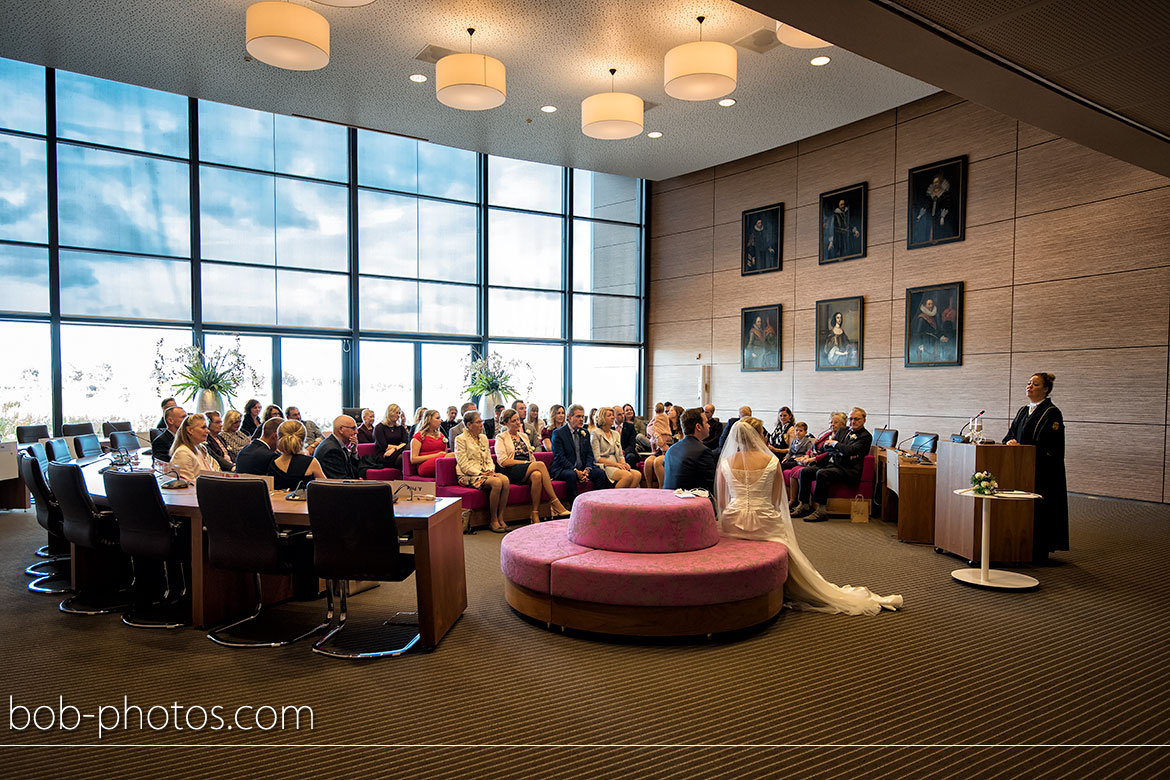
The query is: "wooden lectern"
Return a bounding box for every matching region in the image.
[934,441,1036,564]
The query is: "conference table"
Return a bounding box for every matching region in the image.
[76,454,467,649]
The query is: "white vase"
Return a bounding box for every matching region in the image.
[479,392,503,422]
[195,389,224,415]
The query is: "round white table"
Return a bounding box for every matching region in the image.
[951,487,1041,590]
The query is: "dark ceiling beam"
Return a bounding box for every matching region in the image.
[738,0,1170,177]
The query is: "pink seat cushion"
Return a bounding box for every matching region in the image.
[820,455,876,500]
[500,520,591,593]
[506,483,532,505]
[364,467,402,481]
[356,443,377,457]
[551,537,788,607]
[567,489,717,553]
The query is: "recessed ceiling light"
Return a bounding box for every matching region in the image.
[540,105,557,113]
[409,73,428,82]
[717,98,736,107]
[647,131,663,139]
[810,56,831,66]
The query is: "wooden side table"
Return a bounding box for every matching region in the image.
[951,488,1041,590]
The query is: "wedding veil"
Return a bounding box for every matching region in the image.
[716,420,800,545]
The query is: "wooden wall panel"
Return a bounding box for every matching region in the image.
[867,183,896,248]
[1011,347,1168,425]
[649,227,713,280]
[796,109,895,156]
[889,354,1012,418]
[892,154,1017,242]
[712,221,740,272]
[890,286,1013,358]
[792,359,892,418]
[649,320,711,367]
[1013,187,1170,285]
[649,274,712,324]
[714,142,797,180]
[711,267,795,318]
[1165,428,1170,503]
[711,315,741,365]
[1065,422,1165,502]
[793,203,820,260]
[650,181,713,238]
[1018,123,1058,148]
[886,414,1010,446]
[792,244,894,311]
[1016,139,1170,217]
[713,157,798,227]
[796,128,896,207]
[891,221,1015,294]
[651,167,713,196]
[1012,268,1170,351]
[896,91,963,123]
[792,299,893,363]
[709,364,793,417]
[895,101,1018,169]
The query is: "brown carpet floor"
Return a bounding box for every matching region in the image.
[0,494,1168,778]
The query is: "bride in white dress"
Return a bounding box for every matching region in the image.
[716,417,902,615]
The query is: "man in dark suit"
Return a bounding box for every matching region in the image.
[314,414,360,479]
[151,405,185,462]
[551,404,610,500]
[702,403,723,451]
[235,417,281,475]
[663,408,717,495]
[717,405,752,450]
[794,407,873,523]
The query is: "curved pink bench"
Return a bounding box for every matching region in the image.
[501,490,788,636]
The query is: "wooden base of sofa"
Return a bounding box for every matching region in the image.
[466,500,557,529]
[825,497,871,519]
[504,580,784,637]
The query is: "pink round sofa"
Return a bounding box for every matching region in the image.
[500,489,789,637]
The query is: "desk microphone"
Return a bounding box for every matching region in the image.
[157,463,190,489]
[957,410,986,441]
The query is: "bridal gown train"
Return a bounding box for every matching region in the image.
[718,458,902,615]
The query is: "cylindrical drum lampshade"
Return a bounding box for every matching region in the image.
[245,1,330,71]
[663,40,736,101]
[435,53,507,110]
[313,0,376,6]
[581,91,644,140]
[775,23,830,48]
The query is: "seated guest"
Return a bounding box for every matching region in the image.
[497,409,569,523]
[642,403,672,489]
[152,405,186,462]
[702,404,723,450]
[793,408,871,522]
[718,405,752,450]
[375,403,410,469]
[768,406,795,459]
[455,411,510,533]
[541,405,566,452]
[240,399,261,438]
[156,396,177,429]
[787,413,845,505]
[203,410,235,471]
[168,413,220,481]
[440,406,460,439]
[408,406,427,436]
[315,415,360,479]
[219,409,252,459]
[483,405,505,440]
[252,404,283,439]
[586,408,599,436]
[512,400,540,450]
[267,419,325,491]
[616,404,637,463]
[235,417,282,475]
[625,403,650,452]
[663,407,717,496]
[445,402,479,450]
[551,404,611,500]
[409,409,448,478]
[356,408,376,444]
[667,405,682,443]
[780,422,813,472]
[285,406,324,453]
[591,407,640,489]
[526,403,546,441]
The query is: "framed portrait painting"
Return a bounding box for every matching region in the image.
[819,182,867,264]
[815,296,863,371]
[742,203,783,276]
[905,282,963,367]
[741,304,781,372]
[907,155,967,250]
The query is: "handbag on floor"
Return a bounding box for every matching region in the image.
[850,493,869,523]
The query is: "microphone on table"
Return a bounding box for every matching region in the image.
[955,410,986,442]
[157,463,191,489]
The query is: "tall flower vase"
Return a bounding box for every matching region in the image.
[479,393,503,422]
[195,389,224,415]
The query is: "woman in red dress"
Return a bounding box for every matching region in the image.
[409,409,448,478]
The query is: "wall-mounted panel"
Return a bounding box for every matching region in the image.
[1011,347,1167,425]
[650,227,713,281]
[791,358,892,418]
[896,91,963,123]
[651,167,713,196]
[796,128,896,207]
[650,181,713,238]
[891,221,1015,294]
[792,243,894,311]
[648,274,712,324]
[1065,422,1165,502]
[649,320,712,367]
[797,109,896,156]
[895,101,1018,169]
[889,353,1012,418]
[714,143,797,180]
[712,267,795,320]
[1016,139,1169,217]
[713,157,797,227]
[1017,122,1058,149]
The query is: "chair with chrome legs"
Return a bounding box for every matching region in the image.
[196,474,328,648]
[73,433,104,458]
[46,438,72,463]
[102,470,190,629]
[306,480,419,659]
[18,451,72,595]
[47,461,131,614]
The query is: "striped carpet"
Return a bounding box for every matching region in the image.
[0,494,1168,778]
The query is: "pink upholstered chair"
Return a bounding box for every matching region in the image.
[817,454,876,515]
[356,442,402,482]
[400,444,434,483]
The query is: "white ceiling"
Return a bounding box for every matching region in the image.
[0,0,937,180]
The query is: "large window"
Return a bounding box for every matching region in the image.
[281,338,343,426]
[360,340,415,413]
[0,321,51,440]
[571,345,640,411]
[421,344,473,411]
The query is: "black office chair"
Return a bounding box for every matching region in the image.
[307,480,419,659]
[16,425,49,444]
[341,407,363,420]
[103,421,133,437]
[17,451,72,595]
[196,474,328,648]
[45,438,72,463]
[109,430,141,452]
[73,433,104,458]
[910,432,940,454]
[62,422,95,437]
[103,470,189,629]
[27,442,50,477]
[47,462,130,615]
[872,428,899,449]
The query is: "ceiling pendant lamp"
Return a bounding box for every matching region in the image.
[245,1,330,71]
[775,22,831,48]
[435,28,507,110]
[663,16,736,101]
[312,0,375,6]
[581,68,644,140]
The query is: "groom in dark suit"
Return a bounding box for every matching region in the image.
[663,408,716,495]
[551,404,610,500]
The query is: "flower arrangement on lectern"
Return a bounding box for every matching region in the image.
[970,471,999,496]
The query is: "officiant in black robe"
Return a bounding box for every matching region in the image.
[1003,372,1068,561]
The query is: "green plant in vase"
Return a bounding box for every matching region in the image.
[463,353,533,419]
[152,336,260,415]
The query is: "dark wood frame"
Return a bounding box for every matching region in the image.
[904,281,964,367]
[741,203,783,276]
[815,295,864,371]
[818,182,867,264]
[740,304,781,372]
[907,155,968,250]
